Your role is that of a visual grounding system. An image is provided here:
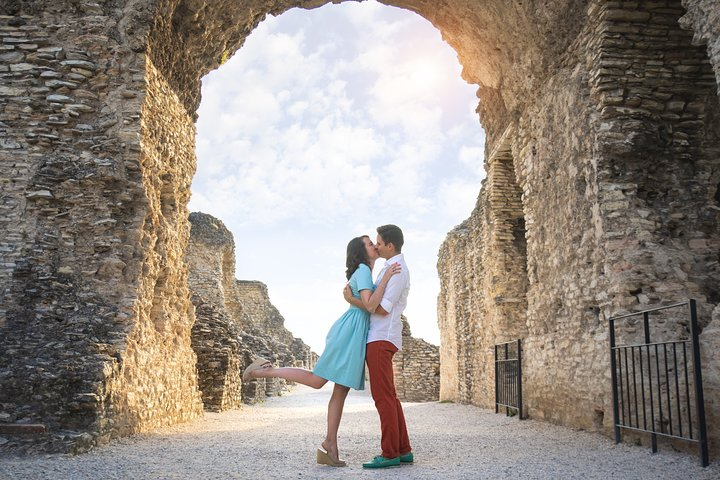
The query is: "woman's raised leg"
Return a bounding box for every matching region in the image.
[249,366,328,389]
[322,383,351,462]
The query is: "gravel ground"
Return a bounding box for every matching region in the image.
[1,384,718,479]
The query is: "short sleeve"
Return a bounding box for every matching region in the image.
[352,264,374,294]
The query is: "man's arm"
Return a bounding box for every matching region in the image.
[376,271,405,315]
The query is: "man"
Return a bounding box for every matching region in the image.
[345,224,413,468]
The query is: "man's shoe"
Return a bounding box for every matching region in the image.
[362,456,401,469]
[399,452,414,464]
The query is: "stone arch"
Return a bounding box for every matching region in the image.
[1,0,720,456]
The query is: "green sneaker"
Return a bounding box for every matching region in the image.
[399,452,414,464]
[362,455,401,469]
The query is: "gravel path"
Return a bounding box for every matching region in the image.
[1,385,717,479]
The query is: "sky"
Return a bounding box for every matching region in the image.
[188,0,486,353]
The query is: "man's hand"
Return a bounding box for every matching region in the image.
[343,284,353,303]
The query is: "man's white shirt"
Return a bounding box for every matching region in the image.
[368,253,410,350]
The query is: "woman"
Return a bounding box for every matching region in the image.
[242,235,400,467]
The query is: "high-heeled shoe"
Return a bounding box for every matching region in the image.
[317,447,347,467]
[242,357,271,381]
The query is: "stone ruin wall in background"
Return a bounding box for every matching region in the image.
[186,212,316,410]
[0,0,719,457]
[392,317,440,403]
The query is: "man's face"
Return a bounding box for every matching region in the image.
[375,234,394,260]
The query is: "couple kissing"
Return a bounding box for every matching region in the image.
[243,224,413,469]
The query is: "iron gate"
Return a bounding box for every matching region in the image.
[609,299,708,467]
[495,339,523,419]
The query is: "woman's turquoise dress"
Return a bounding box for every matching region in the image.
[312,263,374,390]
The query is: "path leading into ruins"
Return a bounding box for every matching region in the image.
[1,385,718,479]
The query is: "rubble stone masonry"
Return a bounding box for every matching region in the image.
[393,317,440,403]
[187,212,316,407]
[439,0,720,455]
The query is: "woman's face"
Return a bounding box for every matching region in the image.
[363,236,379,262]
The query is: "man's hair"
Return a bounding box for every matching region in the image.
[377,224,404,253]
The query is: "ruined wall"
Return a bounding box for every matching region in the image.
[438,0,720,454]
[234,281,298,349]
[0,1,205,453]
[437,130,531,407]
[0,0,322,452]
[235,281,317,396]
[392,317,440,403]
[186,212,316,407]
[190,298,243,412]
[234,280,317,398]
[591,0,720,444]
[186,212,244,411]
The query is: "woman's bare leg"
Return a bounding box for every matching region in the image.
[249,366,328,389]
[322,383,350,461]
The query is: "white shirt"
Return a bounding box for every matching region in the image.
[367,253,410,350]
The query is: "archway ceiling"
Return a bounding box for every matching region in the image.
[139,0,588,120]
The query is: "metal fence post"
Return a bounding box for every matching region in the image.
[643,311,657,453]
[689,299,709,468]
[517,338,523,420]
[494,344,499,414]
[609,317,621,444]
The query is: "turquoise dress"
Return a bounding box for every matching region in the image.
[312,263,374,390]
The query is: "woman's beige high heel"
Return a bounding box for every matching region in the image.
[317,447,347,467]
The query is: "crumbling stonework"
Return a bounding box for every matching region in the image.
[392,317,440,403]
[438,0,720,456]
[1,0,719,458]
[186,212,316,407]
[190,298,243,412]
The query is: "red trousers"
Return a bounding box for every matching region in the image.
[366,340,411,459]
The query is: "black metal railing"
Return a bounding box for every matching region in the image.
[609,299,708,467]
[495,339,523,419]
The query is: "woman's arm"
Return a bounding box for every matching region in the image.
[344,264,401,313]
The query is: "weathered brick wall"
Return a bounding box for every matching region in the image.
[190,298,243,412]
[681,0,720,94]
[233,280,317,397]
[234,281,298,348]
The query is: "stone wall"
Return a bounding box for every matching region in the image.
[190,298,243,412]
[0,1,206,454]
[186,212,316,407]
[392,317,440,403]
[438,0,720,455]
[185,212,244,411]
[681,0,720,94]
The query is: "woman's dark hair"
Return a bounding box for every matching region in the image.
[346,235,371,280]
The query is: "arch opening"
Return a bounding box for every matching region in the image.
[189,1,486,354]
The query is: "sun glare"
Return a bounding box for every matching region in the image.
[409,59,441,90]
